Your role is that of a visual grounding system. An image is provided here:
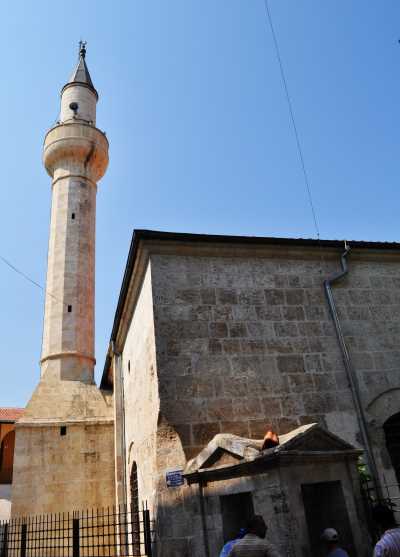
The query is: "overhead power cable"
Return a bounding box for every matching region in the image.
[0,254,45,292]
[0,253,67,308]
[264,0,321,240]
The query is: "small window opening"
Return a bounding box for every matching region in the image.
[128,360,131,373]
[60,426,67,436]
[71,213,75,220]
[67,305,72,313]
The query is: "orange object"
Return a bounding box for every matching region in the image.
[262,430,279,450]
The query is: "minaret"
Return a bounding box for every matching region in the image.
[41,41,108,383]
[12,45,115,517]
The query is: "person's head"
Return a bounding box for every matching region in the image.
[321,528,339,550]
[372,504,397,531]
[246,515,267,539]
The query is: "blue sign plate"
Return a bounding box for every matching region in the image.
[166,469,184,487]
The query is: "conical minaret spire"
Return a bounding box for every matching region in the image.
[64,41,97,97]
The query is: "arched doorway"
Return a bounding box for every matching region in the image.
[130,462,140,554]
[384,413,400,484]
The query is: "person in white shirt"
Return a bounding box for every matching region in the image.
[372,504,400,557]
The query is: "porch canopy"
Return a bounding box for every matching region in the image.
[183,423,362,484]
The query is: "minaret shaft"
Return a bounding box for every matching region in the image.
[41,175,96,382]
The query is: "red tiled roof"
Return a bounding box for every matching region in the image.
[0,408,24,421]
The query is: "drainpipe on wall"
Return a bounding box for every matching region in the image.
[324,242,381,497]
[119,351,128,509]
[197,477,211,557]
[111,342,128,509]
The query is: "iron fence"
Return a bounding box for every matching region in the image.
[0,504,154,557]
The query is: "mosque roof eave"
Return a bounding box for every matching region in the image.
[0,407,25,422]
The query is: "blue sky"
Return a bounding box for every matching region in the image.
[1,1,399,407]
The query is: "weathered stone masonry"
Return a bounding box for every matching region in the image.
[101,233,400,556]
[102,232,400,555]
[149,244,400,479]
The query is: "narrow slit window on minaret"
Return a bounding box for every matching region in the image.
[71,213,75,220]
[68,305,72,313]
[60,426,67,436]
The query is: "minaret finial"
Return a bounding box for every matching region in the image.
[63,40,97,100]
[79,40,87,59]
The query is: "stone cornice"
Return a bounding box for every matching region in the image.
[52,174,97,189]
[40,351,96,365]
[15,418,114,428]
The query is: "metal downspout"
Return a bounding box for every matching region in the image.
[112,342,128,508]
[198,478,211,557]
[324,243,381,497]
[119,352,128,508]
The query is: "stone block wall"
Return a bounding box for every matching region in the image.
[150,249,400,473]
[12,422,115,516]
[122,263,160,516]
[121,262,190,555]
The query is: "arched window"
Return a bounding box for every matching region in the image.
[384,413,400,484]
[130,462,140,554]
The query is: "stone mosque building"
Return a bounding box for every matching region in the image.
[8,46,400,556]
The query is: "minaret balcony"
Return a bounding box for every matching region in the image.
[43,121,109,183]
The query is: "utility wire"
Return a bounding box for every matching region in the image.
[264,0,321,240]
[0,253,67,308]
[0,254,44,292]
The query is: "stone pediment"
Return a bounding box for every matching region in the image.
[201,448,242,469]
[186,433,262,474]
[184,424,359,476]
[277,424,356,453]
